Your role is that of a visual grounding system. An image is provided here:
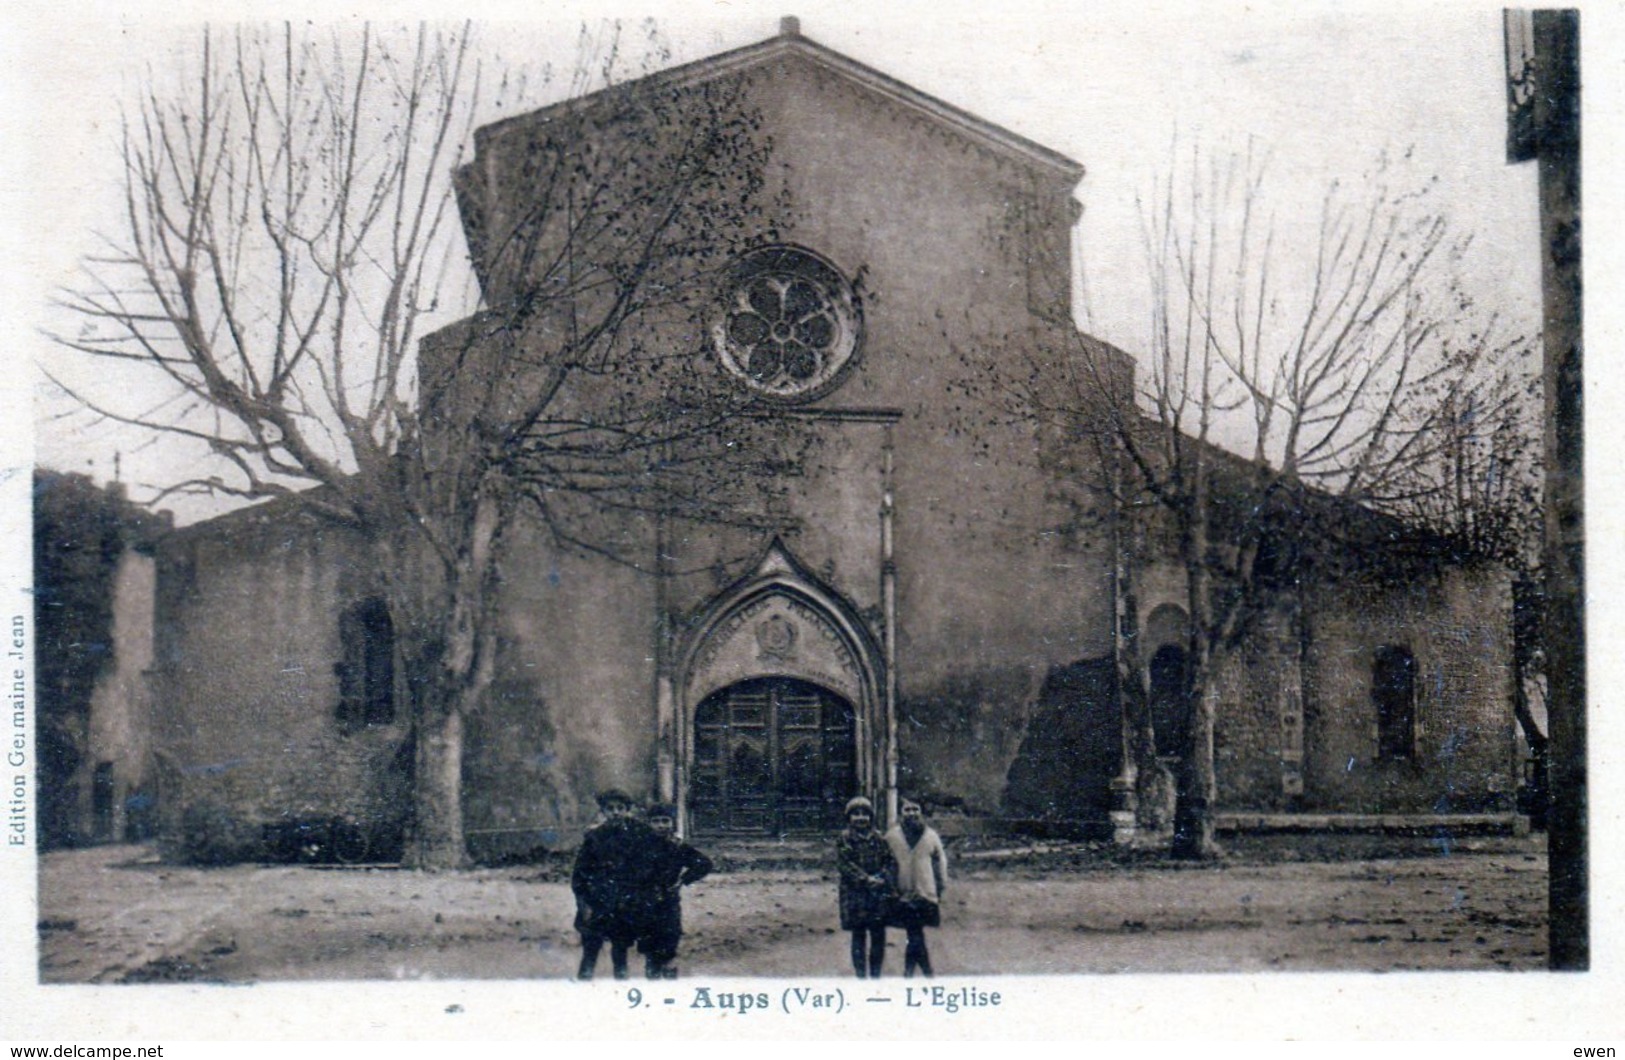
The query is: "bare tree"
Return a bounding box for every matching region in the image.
[1010,146,1520,858]
[48,22,783,868]
[1379,316,1546,816]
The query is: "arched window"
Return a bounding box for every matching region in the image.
[1372,645,1417,759]
[1148,644,1190,759]
[337,597,395,728]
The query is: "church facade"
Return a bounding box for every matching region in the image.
[147,24,1520,861]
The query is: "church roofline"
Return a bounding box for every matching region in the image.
[158,483,357,546]
[471,20,1085,185]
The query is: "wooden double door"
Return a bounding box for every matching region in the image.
[690,677,856,835]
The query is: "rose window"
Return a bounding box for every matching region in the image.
[712,246,862,402]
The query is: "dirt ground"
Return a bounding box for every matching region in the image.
[33,832,1549,983]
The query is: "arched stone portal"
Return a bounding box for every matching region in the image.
[676,540,885,837]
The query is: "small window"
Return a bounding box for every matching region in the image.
[338,597,395,728]
[1372,645,1417,759]
[1148,644,1190,759]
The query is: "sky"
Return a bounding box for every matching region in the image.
[4,0,1569,527]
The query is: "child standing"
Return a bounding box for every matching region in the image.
[571,788,651,980]
[835,796,893,978]
[884,797,948,978]
[637,803,712,979]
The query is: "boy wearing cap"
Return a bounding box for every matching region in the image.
[571,788,652,980]
[635,803,713,979]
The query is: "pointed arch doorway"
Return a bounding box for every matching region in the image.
[675,539,887,839]
[690,676,856,834]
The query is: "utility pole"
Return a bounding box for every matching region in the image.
[1504,7,1584,971]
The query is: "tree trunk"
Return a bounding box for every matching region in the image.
[1171,662,1220,859]
[409,706,467,869]
[1172,489,1221,859]
[1508,575,1548,830]
[1113,533,1172,832]
[395,486,506,871]
[1170,457,1222,860]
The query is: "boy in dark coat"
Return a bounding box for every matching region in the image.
[635,803,713,979]
[835,795,893,978]
[571,788,654,980]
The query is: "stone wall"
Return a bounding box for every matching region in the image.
[81,551,157,842]
[152,505,410,858]
[1128,554,1516,818]
[1210,605,1304,812]
[1302,563,1518,814]
[463,521,660,861]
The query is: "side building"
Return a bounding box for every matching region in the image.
[34,471,168,849]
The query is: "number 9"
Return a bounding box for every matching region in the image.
[627,988,642,1008]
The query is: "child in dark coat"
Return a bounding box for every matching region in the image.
[835,796,894,978]
[636,803,713,979]
[571,788,654,980]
